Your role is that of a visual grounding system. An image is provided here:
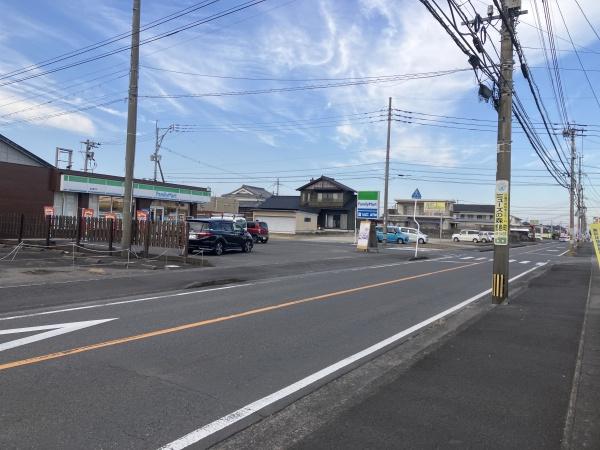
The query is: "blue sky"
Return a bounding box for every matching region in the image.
[1,0,600,226]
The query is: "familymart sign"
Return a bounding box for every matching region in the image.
[357,191,380,219]
[60,174,210,203]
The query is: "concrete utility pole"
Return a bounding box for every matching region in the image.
[382,97,392,246]
[491,1,525,304]
[152,121,174,182]
[563,127,577,254]
[81,139,100,172]
[121,0,141,253]
[577,153,582,242]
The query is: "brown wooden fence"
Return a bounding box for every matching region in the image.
[0,214,186,249]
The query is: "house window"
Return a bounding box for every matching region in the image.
[304,217,311,222]
[460,214,465,218]
[477,215,483,219]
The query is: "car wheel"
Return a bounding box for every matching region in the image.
[213,241,224,256]
[473,238,478,243]
[262,237,269,243]
[418,238,425,244]
[453,237,459,242]
[397,238,402,244]
[482,238,488,243]
[242,241,252,253]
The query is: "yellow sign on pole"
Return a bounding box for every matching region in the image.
[494,180,509,245]
[590,223,600,267]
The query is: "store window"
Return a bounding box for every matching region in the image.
[98,196,124,219]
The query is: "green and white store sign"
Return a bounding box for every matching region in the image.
[60,175,211,203]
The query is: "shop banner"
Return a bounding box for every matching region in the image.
[82,208,94,218]
[43,206,55,216]
[356,220,371,250]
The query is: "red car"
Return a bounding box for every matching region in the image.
[247,221,269,243]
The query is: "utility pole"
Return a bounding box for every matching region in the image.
[491,1,525,304]
[151,121,174,182]
[382,97,392,246]
[577,153,582,242]
[81,139,100,172]
[120,0,141,254]
[563,126,580,254]
[275,178,280,196]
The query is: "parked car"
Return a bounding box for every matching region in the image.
[480,231,494,243]
[452,229,483,243]
[559,233,569,242]
[399,227,428,244]
[247,221,269,243]
[375,226,409,244]
[188,219,253,255]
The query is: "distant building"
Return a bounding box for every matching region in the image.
[0,132,211,221]
[451,204,495,230]
[222,185,272,216]
[297,176,356,231]
[252,196,319,234]
[391,199,455,232]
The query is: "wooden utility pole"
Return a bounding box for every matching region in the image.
[121,0,141,254]
[491,1,525,304]
[382,97,392,246]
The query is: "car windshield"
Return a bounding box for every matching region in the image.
[189,221,209,232]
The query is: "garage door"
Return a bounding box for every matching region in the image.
[255,215,296,234]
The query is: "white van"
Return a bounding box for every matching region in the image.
[399,227,429,244]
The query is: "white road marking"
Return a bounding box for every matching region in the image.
[519,261,531,264]
[548,249,559,252]
[475,257,486,260]
[488,259,493,262]
[460,256,475,260]
[509,259,517,263]
[536,262,547,266]
[157,263,548,450]
[0,319,116,352]
[558,249,570,256]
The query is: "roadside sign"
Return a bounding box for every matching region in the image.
[530,219,539,225]
[411,188,422,200]
[43,206,54,216]
[357,191,379,219]
[494,180,509,245]
[105,212,117,220]
[590,224,600,268]
[356,220,371,250]
[136,210,148,221]
[82,208,94,218]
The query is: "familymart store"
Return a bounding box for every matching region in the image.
[53,171,211,222]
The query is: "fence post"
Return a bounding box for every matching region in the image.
[183,222,189,264]
[18,213,24,243]
[144,220,151,258]
[45,215,52,247]
[76,216,82,246]
[108,219,114,254]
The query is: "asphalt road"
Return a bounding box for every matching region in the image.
[0,241,569,449]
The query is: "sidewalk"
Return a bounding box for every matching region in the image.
[290,246,598,449]
[218,245,599,450]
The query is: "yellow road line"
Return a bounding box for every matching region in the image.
[0,262,483,372]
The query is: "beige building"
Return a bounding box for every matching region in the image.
[252,196,319,234]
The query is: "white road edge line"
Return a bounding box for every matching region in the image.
[558,249,570,256]
[157,263,548,450]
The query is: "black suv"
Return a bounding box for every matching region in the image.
[188,219,253,255]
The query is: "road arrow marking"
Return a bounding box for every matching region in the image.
[0,319,117,352]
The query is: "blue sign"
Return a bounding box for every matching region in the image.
[357,209,378,219]
[411,188,422,200]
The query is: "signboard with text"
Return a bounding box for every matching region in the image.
[136,210,148,221]
[494,180,509,245]
[357,191,380,219]
[82,208,94,218]
[423,201,446,213]
[43,206,54,216]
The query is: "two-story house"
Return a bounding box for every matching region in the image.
[297,176,356,231]
[222,184,272,217]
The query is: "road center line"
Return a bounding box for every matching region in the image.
[0,262,483,372]
[157,262,548,450]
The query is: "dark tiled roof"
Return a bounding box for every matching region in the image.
[0,133,53,167]
[254,195,319,213]
[296,175,355,192]
[453,204,494,214]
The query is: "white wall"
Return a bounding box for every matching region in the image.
[53,192,78,216]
